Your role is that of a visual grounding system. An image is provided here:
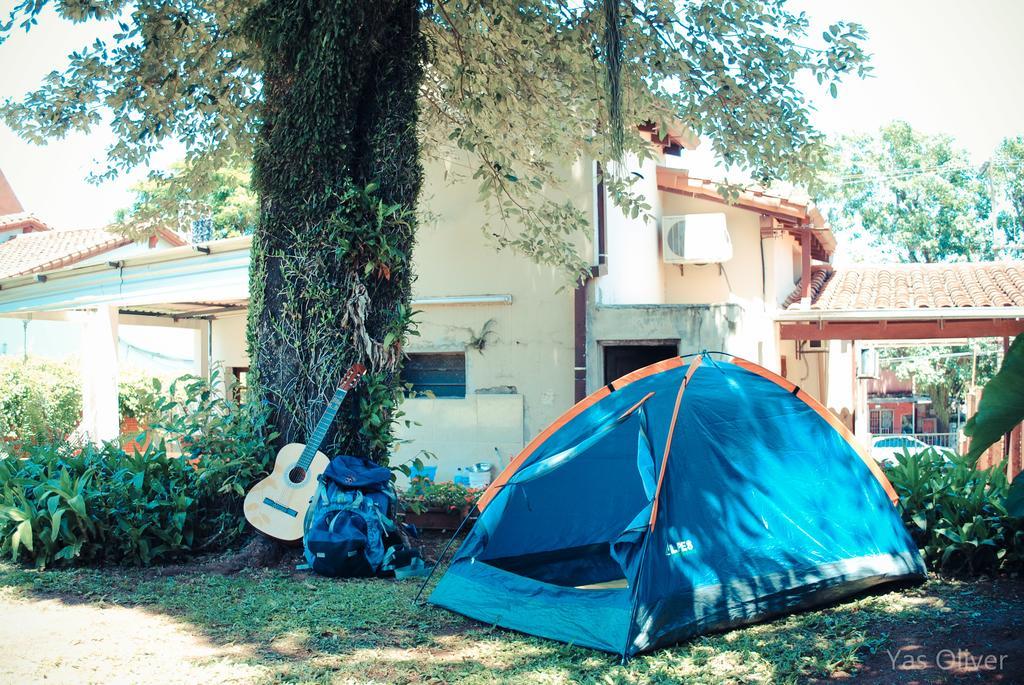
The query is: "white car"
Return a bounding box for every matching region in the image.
[870,435,956,466]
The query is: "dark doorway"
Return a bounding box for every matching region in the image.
[603,344,678,385]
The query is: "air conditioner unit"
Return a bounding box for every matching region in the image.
[661,213,732,264]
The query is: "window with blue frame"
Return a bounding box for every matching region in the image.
[402,352,466,398]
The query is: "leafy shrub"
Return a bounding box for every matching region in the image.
[885,448,1024,575]
[0,357,81,447]
[0,357,174,449]
[118,369,168,422]
[0,372,276,568]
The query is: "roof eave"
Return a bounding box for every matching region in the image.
[777,307,1024,322]
[0,235,252,314]
[0,235,252,291]
[656,166,836,258]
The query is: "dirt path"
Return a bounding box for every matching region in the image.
[851,578,1024,684]
[0,589,264,684]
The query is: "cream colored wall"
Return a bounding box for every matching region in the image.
[767,232,801,306]
[395,154,594,482]
[660,194,766,307]
[201,155,592,482]
[780,340,822,399]
[393,394,524,484]
[595,155,664,305]
[778,338,859,432]
[587,191,795,378]
[210,313,248,395]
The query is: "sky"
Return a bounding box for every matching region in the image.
[1,1,1023,231]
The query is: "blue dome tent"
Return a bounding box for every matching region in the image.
[428,353,925,658]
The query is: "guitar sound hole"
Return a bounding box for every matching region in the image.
[288,466,307,484]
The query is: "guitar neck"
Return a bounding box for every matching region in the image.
[298,386,348,469]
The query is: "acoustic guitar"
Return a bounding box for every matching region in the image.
[243,363,367,542]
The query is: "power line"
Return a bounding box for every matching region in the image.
[880,349,1000,364]
[824,157,1024,187]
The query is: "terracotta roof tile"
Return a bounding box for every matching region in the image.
[786,262,1024,312]
[0,212,50,233]
[782,266,833,308]
[0,227,135,279]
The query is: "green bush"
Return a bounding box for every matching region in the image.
[0,357,174,448]
[0,357,81,447]
[0,371,276,568]
[118,369,168,422]
[885,448,1024,575]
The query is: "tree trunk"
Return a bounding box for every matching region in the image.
[245,0,424,462]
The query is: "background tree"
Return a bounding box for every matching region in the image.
[991,136,1024,260]
[880,342,1000,431]
[115,162,257,240]
[1,1,869,461]
[818,121,993,263]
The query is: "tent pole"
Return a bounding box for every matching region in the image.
[412,493,484,605]
[621,513,655,663]
[621,357,703,661]
[648,357,702,526]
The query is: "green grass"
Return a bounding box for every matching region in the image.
[0,564,995,684]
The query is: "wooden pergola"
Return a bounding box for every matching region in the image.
[779,311,1024,342]
[778,261,1024,477]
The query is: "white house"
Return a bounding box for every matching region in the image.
[2,138,1023,479]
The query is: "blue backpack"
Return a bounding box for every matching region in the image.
[302,455,397,577]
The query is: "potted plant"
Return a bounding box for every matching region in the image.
[401,478,481,531]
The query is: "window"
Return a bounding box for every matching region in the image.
[870,409,894,434]
[402,352,466,398]
[230,366,249,403]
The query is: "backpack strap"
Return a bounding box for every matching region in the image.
[327,491,365,533]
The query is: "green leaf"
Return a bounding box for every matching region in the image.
[55,544,77,560]
[1,507,27,522]
[67,494,87,518]
[50,509,65,543]
[16,519,33,553]
[965,334,1024,461]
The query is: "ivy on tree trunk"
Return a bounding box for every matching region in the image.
[245,0,424,463]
